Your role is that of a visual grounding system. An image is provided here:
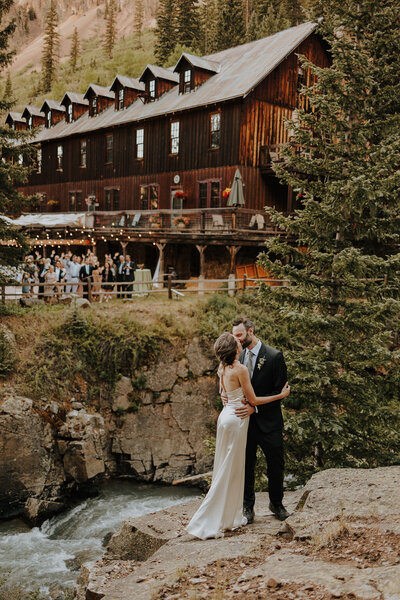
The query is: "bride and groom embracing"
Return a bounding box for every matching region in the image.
[186,316,290,540]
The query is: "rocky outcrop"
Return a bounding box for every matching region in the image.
[76,467,400,600]
[0,338,218,524]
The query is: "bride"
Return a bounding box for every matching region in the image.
[186,332,290,540]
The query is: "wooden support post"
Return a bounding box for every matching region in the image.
[1,285,5,305]
[87,278,93,303]
[226,245,241,275]
[243,274,247,291]
[168,274,172,299]
[287,185,293,213]
[156,242,166,287]
[195,245,207,279]
[120,241,128,259]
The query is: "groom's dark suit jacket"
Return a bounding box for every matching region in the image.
[240,343,287,434]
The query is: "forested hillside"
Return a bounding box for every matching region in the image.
[1,0,313,114]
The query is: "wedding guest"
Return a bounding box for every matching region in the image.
[79,258,93,300]
[44,265,57,302]
[100,260,115,302]
[123,254,136,298]
[115,254,126,298]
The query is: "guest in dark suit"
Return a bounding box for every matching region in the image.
[115,254,126,298]
[231,316,289,523]
[79,260,93,299]
[123,254,136,298]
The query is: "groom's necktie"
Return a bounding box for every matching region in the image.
[244,349,254,379]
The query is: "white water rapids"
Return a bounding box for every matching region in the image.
[0,480,199,595]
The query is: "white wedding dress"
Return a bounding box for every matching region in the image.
[186,386,249,540]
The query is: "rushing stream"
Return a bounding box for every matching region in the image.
[0,480,199,595]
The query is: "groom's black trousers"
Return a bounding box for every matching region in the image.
[243,420,284,509]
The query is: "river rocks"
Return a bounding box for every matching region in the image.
[77,469,400,600]
[0,395,65,522]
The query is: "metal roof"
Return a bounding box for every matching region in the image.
[139,64,179,83]
[22,105,45,119]
[61,92,89,106]
[29,21,317,145]
[110,74,145,92]
[40,100,66,112]
[6,112,25,123]
[174,53,221,74]
[83,84,115,100]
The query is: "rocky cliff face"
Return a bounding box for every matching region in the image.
[0,337,218,525]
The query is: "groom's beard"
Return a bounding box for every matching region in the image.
[241,333,252,349]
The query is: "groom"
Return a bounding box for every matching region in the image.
[231,316,289,523]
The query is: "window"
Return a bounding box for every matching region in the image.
[183,69,191,93]
[210,112,221,148]
[46,111,52,128]
[80,139,87,167]
[198,180,221,208]
[36,147,42,173]
[136,128,144,159]
[91,97,97,116]
[67,104,73,122]
[69,191,83,211]
[28,116,33,128]
[105,134,113,163]
[118,88,124,110]
[105,188,120,211]
[56,145,63,170]
[170,121,179,155]
[140,184,159,210]
[149,79,156,100]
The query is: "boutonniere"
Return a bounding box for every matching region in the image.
[257,357,266,370]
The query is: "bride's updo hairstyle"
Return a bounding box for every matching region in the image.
[214,332,238,367]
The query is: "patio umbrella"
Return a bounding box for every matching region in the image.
[226,168,245,207]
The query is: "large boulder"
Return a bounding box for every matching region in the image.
[0,395,65,522]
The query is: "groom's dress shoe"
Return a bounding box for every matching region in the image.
[269,502,289,521]
[243,507,255,524]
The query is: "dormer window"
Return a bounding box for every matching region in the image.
[67,104,73,122]
[28,116,33,129]
[183,69,191,93]
[149,79,156,100]
[91,97,97,116]
[46,111,52,128]
[118,89,124,110]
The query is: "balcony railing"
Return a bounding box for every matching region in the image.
[91,207,280,236]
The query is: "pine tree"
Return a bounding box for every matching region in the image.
[41,0,59,93]
[256,0,400,482]
[198,0,219,53]
[0,0,34,267]
[2,71,13,102]
[215,0,245,51]
[154,0,177,64]
[133,0,144,48]
[69,27,79,72]
[104,0,116,58]
[175,0,200,51]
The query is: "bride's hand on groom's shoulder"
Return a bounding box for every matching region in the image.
[282,382,290,397]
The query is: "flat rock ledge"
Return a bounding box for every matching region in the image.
[76,466,400,600]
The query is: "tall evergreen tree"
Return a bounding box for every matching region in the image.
[69,27,79,72]
[198,0,219,53]
[215,0,245,51]
[154,0,177,64]
[0,0,34,267]
[133,0,144,48]
[175,0,200,50]
[2,70,12,102]
[104,0,116,58]
[256,0,400,481]
[41,0,59,93]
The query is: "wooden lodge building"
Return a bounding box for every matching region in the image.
[8,22,329,281]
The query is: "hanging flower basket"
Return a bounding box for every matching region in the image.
[222,187,231,199]
[149,214,162,228]
[174,190,187,201]
[173,216,190,228]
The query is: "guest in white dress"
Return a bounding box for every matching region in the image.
[186,332,290,540]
